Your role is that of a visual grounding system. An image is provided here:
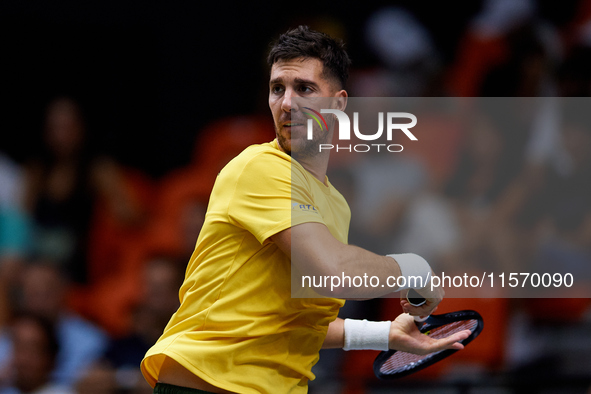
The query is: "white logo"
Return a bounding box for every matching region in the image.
[306,110,417,153]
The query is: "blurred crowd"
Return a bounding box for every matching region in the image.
[1,0,591,393]
[319,1,591,392]
[0,95,275,394]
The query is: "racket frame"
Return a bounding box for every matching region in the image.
[373,310,484,380]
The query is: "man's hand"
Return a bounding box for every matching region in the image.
[388,314,470,355]
[399,281,444,318]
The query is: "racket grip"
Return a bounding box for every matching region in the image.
[406,288,426,307]
[407,289,429,323]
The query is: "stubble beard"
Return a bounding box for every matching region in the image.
[275,117,332,160]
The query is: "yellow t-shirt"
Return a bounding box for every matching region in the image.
[141,140,350,393]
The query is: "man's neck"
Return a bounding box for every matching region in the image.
[294,151,330,185]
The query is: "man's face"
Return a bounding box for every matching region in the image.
[269,57,345,157]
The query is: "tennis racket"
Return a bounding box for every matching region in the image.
[373,291,484,379]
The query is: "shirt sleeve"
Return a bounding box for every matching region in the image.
[227,150,326,244]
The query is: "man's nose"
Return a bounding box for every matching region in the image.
[281,89,299,112]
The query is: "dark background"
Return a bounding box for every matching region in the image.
[0,0,580,178]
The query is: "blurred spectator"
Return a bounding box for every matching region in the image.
[75,256,184,394]
[446,0,568,98]
[0,152,29,264]
[0,162,31,383]
[85,166,154,287]
[351,6,442,97]
[0,263,108,389]
[0,152,23,211]
[480,22,560,97]
[105,256,183,392]
[23,96,142,284]
[73,361,117,394]
[557,45,591,97]
[72,165,155,337]
[343,146,429,256]
[441,109,525,273]
[523,103,591,285]
[491,103,591,378]
[0,151,32,330]
[0,313,72,394]
[146,177,209,264]
[137,256,184,328]
[491,99,591,278]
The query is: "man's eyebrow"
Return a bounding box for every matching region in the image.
[268,77,320,88]
[294,78,320,88]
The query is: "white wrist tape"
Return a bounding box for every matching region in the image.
[343,319,391,351]
[387,253,431,290]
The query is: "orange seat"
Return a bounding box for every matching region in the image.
[190,114,276,182]
[86,166,155,284]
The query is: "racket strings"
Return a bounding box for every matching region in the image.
[379,319,478,374]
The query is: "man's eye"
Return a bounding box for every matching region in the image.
[298,86,313,93]
[271,86,284,94]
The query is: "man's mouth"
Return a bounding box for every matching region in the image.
[283,122,305,128]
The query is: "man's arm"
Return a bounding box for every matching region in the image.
[271,222,442,316]
[322,318,345,349]
[322,317,469,353]
[273,223,469,355]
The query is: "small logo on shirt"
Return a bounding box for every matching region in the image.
[292,202,319,214]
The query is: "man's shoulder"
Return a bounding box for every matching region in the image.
[236,140,288,162]
[223,140,290,174]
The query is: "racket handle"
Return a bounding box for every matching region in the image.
[407,289,429,323]
[406,289,426,307]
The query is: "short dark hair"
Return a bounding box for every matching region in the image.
[267,25,351,89]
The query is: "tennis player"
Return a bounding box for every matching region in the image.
[141,26,470,394]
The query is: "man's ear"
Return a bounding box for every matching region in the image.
[334,90,348,111]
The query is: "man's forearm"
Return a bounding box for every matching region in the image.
[291,223,403,298]
[274,222,441,305]
[322,318,345,349]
